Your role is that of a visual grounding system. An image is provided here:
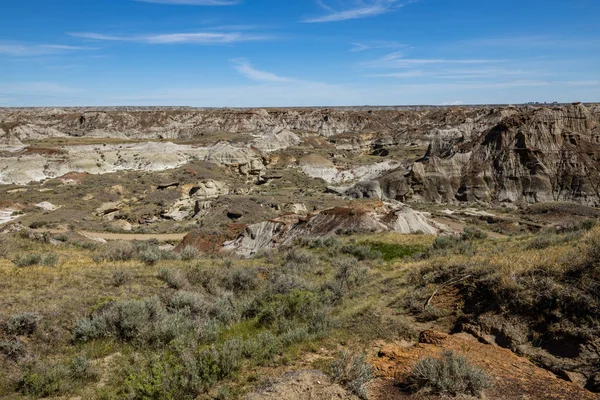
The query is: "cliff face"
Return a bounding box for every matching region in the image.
[378,104,600,206]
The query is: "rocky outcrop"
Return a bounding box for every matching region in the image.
[162,180,228,221]
[0,141,264,185]
[222,201,448,257]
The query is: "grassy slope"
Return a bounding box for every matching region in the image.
[0,222,598,398]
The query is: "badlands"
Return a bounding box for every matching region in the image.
[1,104,600,399]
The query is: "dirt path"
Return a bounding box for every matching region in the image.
[35,228,188,242]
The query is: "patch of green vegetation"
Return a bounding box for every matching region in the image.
[363,241,426,261]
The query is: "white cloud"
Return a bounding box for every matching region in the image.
[368,71,426,78]
[303,0,404,23]
[361,52,501,68]
[442,100,464,106]
[69,31,268,44]
[350,41,408,52]
[0,43,96,56]
[369,68,550,80]
[135,0,240,5]
[232,59,293,82]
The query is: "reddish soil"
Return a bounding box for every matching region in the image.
[368,331,599,400]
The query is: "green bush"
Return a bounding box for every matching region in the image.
[125,339,243,399]
[12,253,42,267]
[341,243,382,261]
[242,332,282,365]
[111,269,132,287]
[19,362,69,397]
[256,289,319,329]
[334,256,369,291]
[208,296,240,324]
[68,355,96,381]
[168,291,209,316]
[138,247,162,265]
[158,268,189,290]
[12,253,59,267]
[41,253,59,266]
[94,241,137,262]
[330,351,373,400]
[221,267,260,294]
[0,339,26,361]
[73,297,197,346]
[407,350,491,397]
[7,312,40,336]
[461,227,488,241]
[179,245,200,261]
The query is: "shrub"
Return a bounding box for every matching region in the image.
[221,267,259,294]
[73,297,197,346]
[94,241,137,262]
[54,234,69,242]
[208,296,239,324]
[341,243,382,261]
[461,227,488,241]
[0,339,26,361]
[431,236,460,250]
[526,231,582,250]
[7,312,40,336]
[406,350,491,397]
[307,307,335,337]
[242,332,282,365]
[269,273,310,295]
[217,339,243,378]
[138,247,162,265]
[256,289,320,329]
[68,355,96,381]
[19,362,69,397]
[125,339,242,399]
[12,253,42,267]
[330,351,373,400]
[180,245,200,261]
[158,268,189,290]
[280,326,310,346]
[41,253,58,266]
[168,291,209,316]
[334,256,369,292]
[112,269,132,287]
[196,319,220,344]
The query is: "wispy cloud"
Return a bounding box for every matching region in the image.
[360,51,501,68]
[69,31,268,44]
[134,0,241,5]
[350,41,408,52]
[368,68,550,80]
[455,35,600,49]
[232,59,293,82]
[303,0,406,23]
[0,43,97,57]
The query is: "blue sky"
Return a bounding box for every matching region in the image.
[1,0,599,106]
